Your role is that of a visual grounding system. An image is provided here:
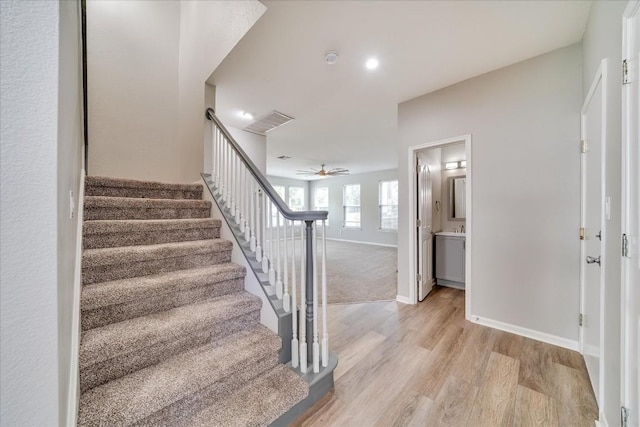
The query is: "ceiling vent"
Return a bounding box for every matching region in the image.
[243,110,294,135]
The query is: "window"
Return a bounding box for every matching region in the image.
[288,186,305,211]
[343,184,361,229]
[379,180,398,230]
[314,187,329,226]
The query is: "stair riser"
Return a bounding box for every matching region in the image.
[131,355,280,427]
[82,278,245,330]
[82,251,231,285]
[84,206,210,221]
[86,186,202,200]
[80,310,260,392]
[83,227,220,249]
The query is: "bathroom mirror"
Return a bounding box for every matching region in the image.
[448,176,466,220]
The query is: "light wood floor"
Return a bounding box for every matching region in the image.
[292,286,598,427]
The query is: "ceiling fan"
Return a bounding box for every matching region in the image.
[296,164,349,177]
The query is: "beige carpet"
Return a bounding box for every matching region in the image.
[324,240,397,304]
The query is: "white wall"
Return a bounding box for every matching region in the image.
[87,0,265,184]
[57,1,85,425]
[398,44,582,343]
[178,1,266,183]
[87,0,182,182]
[229,127,267,176]
[308,170,398,247]
[581,1,627,424]
[1,1,82,424]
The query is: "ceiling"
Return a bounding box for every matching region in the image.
[209,0,591,180]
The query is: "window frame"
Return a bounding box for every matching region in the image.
[342,183,361,229]
[378,180,398,231]
[288,186,305,212]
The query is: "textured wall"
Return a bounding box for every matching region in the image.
[1,1,61,424]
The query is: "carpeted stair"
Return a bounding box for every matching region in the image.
[78,176,308,427]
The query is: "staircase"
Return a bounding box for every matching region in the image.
[77,176,309,426]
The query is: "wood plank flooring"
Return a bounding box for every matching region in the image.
[292,286,598,427]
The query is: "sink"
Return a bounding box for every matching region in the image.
[435,231,465,237]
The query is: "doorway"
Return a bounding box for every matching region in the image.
[408,135,472,317]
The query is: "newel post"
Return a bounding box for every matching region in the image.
[304,220,314,362]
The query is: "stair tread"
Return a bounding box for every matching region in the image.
[84,195,210,208]
[78,324,281,427]
[82,239,232,267]
[83,218,221,234]
[82,263,246,311]
[86,175,203,192]
[186,364,309,427]
[79,292,262,369]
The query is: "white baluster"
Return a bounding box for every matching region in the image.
[215,128,221,188]
[221,136,227,203]
[210,122,215,183]
[321,220,328,367]
[282,213,290,310]
[290,220,298,368]
[231,147,236,212]
[299,221,307,374]
[268,201,276,285]
[243,167,250,241]
[225,139,231,205]
[256,188,262,261]
[276,211,283,298]
[312,224,319,373]
[235,154,241,224]
[261,194,269,273]
[244,172,251,244]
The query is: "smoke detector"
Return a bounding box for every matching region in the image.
[324,51,339,65]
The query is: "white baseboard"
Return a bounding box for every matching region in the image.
[396,295,413,305]
[471,315,579,351]
[67,170,85,427]
[326,237,397,248]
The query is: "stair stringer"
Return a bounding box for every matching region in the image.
[200,176,293,363]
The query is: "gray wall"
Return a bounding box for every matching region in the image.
[309,170,398,246]
[582,1,627,424]
[398,44,582,342]
[1,1,83,424]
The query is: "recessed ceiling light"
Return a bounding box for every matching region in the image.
[239,111,253,120]
[365,58,379,70]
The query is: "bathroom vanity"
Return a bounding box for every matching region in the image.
[435,232,465,289]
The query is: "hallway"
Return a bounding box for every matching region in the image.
[293,286,598,426]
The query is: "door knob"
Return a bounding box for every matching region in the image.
[586,256,601,265]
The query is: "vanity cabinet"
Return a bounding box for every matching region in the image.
[435,234,465,288]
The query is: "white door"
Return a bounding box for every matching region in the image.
[418,163,434,301]
[622,2,639,425]
[580,61,607,406]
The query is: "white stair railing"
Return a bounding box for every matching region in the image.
[205,108,329,374]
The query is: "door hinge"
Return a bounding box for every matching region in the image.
[580,139,587,153]
[622,234,629,257]
[621,406,629,427]
[579,313,584,327]
[623,59,629,85]
[580,227,585,240]
[416,273,422,283]
[416,219,422,227]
